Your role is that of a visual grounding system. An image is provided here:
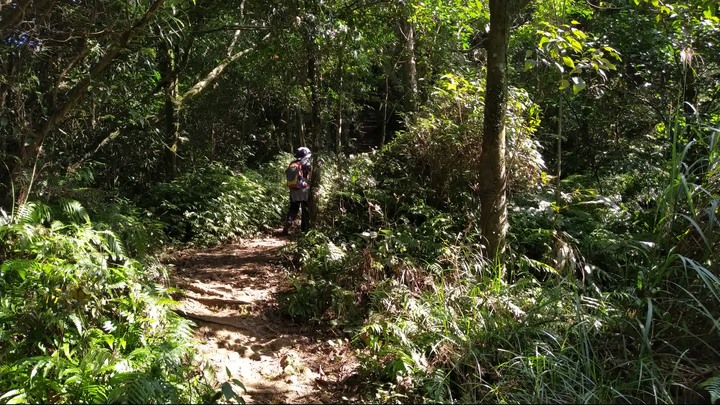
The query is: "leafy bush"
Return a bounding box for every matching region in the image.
[376,71,545,215]
[145,159,286,246]
[0,202,216,404]
[21,183,168,260]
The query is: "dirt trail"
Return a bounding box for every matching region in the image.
[167,235,362,404]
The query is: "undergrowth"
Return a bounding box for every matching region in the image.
[280,72,720,403]
[144,158,287,246]
[0,202,219,404]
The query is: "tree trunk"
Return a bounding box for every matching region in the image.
[306,32,321,228]
[399,17,418,113]
[160,43,180,179]
[380,76,389,147]
[555,94,563,208]
[479,0,512,262]
[335,43,344,155]
[478,0,531,264]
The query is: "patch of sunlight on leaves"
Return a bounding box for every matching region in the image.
[327,241,346,262]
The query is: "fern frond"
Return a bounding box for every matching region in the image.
[16,202,52,225]
[61,200,90,225]
[0,208,10,226]
[700,376,720,404]
[99,229,126,260]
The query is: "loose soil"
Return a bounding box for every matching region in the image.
[166,233,363,404]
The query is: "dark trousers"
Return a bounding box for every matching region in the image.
[285,199,309,232]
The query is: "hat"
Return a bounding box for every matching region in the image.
[295,146,311,158]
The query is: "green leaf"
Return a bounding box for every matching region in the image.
[700,376,720,404]
[560,79,570,90]
[69,313,84,335]
[571,27,587,39]
[567,36,583,52]
[571,76,586,94]
[0,389,27,405]
[562,56,575,68]
[231,379,246,392]
[525,59,537,70]
[221,381,236,400]
[599,57,617,70]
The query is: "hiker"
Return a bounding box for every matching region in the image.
[282,146,312,234]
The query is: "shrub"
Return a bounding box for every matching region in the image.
[0,202,216,404]
[145,159,286,246]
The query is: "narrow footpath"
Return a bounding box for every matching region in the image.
[166,235,362,404]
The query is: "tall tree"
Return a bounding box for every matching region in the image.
[480,0,531,261]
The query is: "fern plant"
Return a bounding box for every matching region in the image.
[0,201,216,404]
[144,160,286,246]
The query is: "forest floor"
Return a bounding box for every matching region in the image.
[165,232,364,404]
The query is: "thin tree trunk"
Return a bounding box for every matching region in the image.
[306,31,321,228]
[298,109,306,148]
[478,0,531,264]
[555,95,563,208]
[335,44,344,155]
[380,76,389,147]
[284,108,293,152]
[479,0,511,262]
[399,18,418,113]
[160,42,180,179]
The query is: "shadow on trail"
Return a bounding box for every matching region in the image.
[167,234,362,404]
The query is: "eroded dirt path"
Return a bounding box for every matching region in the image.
[166,235,362,404]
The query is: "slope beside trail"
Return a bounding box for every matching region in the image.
[166,234,363,404]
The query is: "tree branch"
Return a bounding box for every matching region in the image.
[181,32,271,102]
[17,0,167,198]
[192,24,272,35]
[36,0,166,142]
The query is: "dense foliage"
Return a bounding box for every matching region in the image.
[1,0,719,403]
[0,202,217,403]
[282,103,719,403]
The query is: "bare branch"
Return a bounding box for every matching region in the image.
[181,32,271,102]
[192,24,272,35]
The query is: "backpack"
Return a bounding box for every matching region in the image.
[286,160,304,189]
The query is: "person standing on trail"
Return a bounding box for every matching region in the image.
[282,146,312,235]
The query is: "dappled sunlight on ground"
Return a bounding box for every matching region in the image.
[167,234,362,404]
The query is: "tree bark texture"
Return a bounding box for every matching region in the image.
[305,30,321,229]
[479,0,511,261]
[399,18,418,113]
[479,0,531,261]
